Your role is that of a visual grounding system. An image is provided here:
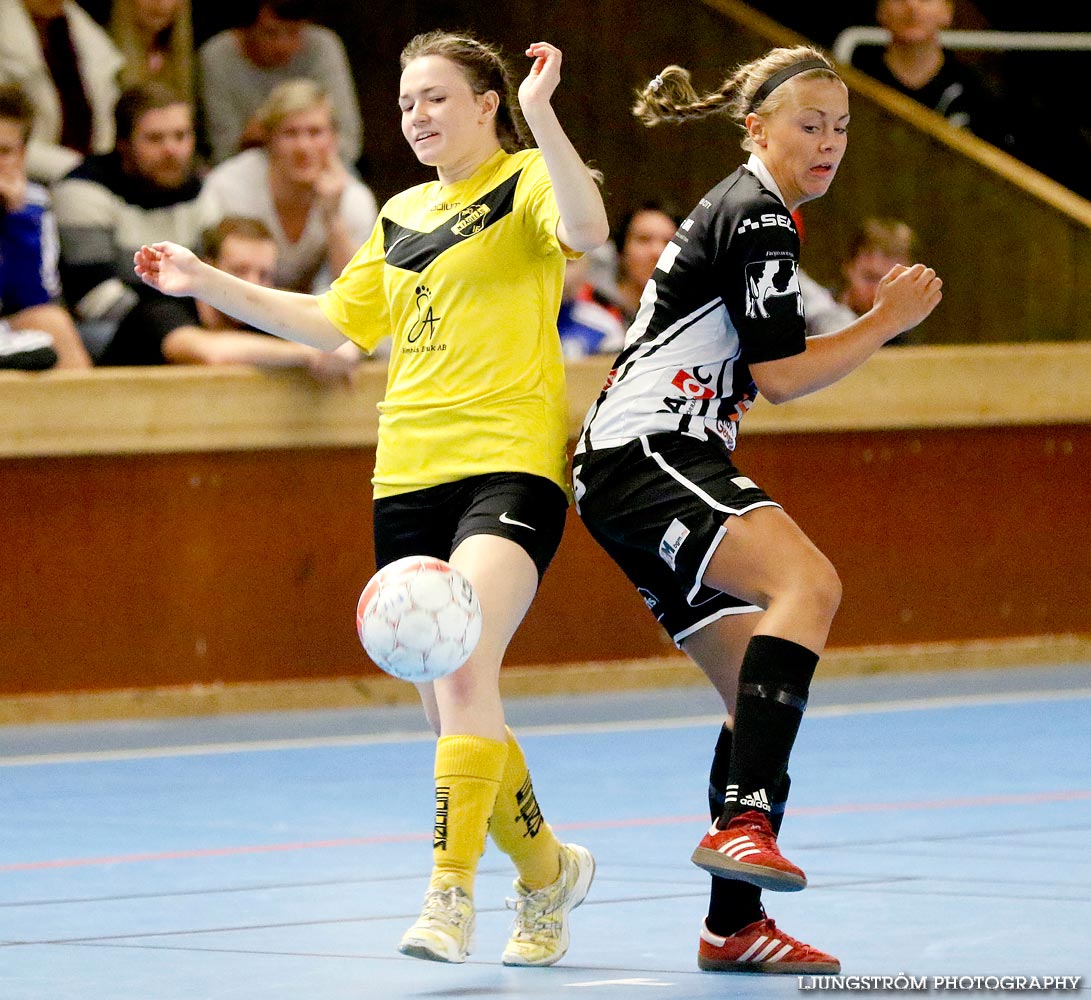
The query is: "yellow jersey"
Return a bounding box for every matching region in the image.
[318,147,572,500]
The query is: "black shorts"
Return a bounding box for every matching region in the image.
[373,472,569,582]
[573,433,779,644]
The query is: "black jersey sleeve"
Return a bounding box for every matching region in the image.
[708,189,807,365]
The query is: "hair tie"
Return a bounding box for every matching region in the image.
[649,74,664,93]
[747,58,830,114]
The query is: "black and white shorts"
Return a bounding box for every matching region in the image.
[572,433,780,645]
[373,472,569,582]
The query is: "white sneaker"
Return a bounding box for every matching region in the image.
[501,843,595,966]
[0,322,56,371]
[398,886,475,963]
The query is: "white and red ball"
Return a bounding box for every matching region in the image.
[356,555,482,682]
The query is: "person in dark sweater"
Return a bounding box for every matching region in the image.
[851,0,1015,151]
[103,213,361,380]
[51,81,214,356]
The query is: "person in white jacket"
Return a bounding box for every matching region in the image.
[0,0,124,183]
[198,78,376,295]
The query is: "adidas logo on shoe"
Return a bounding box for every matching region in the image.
[737,787,771,810]
[690,810,807,891]
[697,916,841,973]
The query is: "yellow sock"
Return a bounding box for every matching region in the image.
[488,726,562,890]
[429,734,508,898]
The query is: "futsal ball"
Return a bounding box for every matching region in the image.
[356,556,482,682]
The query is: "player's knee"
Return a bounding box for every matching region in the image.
[809,553,842,623]
[773,547,841,624]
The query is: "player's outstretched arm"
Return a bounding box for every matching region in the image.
[752,263,943,404]
[518,42,609,253]
[134,242,348,351]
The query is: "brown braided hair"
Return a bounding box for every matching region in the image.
[633,45,840,152]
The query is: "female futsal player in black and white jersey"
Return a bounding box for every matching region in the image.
[574,45,942,974]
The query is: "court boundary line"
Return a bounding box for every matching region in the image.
[2,685,1088,768]
[3,633,1089,727]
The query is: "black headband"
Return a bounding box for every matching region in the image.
[747,58,831,114]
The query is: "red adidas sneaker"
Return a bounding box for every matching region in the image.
[698,917,841,973]
[690,810,807,891]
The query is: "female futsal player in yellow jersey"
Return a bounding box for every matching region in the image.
[135,31,608,968]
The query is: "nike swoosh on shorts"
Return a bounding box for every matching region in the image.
[498,512,535,531]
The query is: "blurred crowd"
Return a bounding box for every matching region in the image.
[0,0,383,375]
[0,0,1079,373]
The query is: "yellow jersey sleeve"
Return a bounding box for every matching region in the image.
[518,151,581,260]
[317,216,391,354]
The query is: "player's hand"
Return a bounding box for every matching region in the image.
[871,263,943,340]
[133,242,202,297]
[519,42,563,114]
[314,153,349,223]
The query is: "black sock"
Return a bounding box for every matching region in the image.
[707,721,733,819]
[707,722,762,935]
[708,749,793,937]
[720,634,817,826]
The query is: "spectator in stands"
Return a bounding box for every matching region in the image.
[603,202,680,326]
[197,0,363,167]
[52,82,214,356]
[198,78,377,294]
[100,214,363,378]
[850,0,1014,151]
[0,84,92,370]
[109,0,194,102]
[557,254,626,360]
[0,0,125,184]
[800,216,921,343]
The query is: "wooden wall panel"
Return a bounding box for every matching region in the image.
[736,427,1091,645]
[3,425,1089,697]
[3,450,376,694]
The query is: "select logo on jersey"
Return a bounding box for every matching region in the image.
[671,368,716,400]
[737,212,794,235]
[745,260,802,320]
[451,203,490,237]
[601,367,619,391]
[407,284,441,344]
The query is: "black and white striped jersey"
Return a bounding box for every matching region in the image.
[577,155,807,456]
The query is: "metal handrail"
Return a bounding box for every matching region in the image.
[832,27,1091,64]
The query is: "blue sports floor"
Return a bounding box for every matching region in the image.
[2,663,1089,1000]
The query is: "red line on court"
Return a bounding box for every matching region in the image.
[0,833,432,872]
[4,788,1089,873]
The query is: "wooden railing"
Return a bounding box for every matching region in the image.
[4,344,1091,458]
[3,346,1090,716]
